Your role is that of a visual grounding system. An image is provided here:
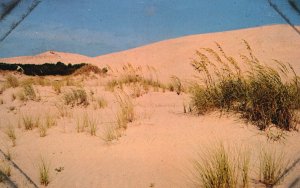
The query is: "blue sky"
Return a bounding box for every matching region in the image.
[0,0,300,58]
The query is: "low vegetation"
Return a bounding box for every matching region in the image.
[73,64,108,76]
[259,148,288,186]
[52,81,63,94]
[45,114,57,128]
[5,74,19,88]
[191,41,300,130]
[5,125,16,147]
[76,113,98,136]
[192,144,250,188]
[101,124,120,142]
[96,96,108,109]
[39,158,50,186]
[64,88,89,107]
[0,162,11,178]
[22,114,40,130]
[22,84,37,101]
[106,64,166,95]
[116,93,134,130]
[169,76,184,95]
[39,124,47,137]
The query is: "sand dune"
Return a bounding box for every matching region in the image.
[1,24,300,80]
[0,24,300,188]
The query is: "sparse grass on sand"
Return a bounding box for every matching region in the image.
[55,103,73,118]
[39,158,50,186]
[52,81,63,94]
[5,74,19,88]
[0,162,11,178]
[18,83,38,101]
[259,148,289,187]
[5,125,16,147]
[45,114,57,128]
[192,143,250,188]
[116,92,134,130]
[101,124,120,142]
[105,63,166,95]
[191,41,300,130]
[76,112,98,136]
[169,76,184,95]
[39,124,47,137]
[22,114,40,130]
[64,88,89,107]
[96,96,108,109]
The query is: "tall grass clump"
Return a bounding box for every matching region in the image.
[45,114,57,128]
[22,114,40,130]
[191,41,300,130]
[116,93,134,130]
[18,83,37,101]
[192,144,250,188]
[101,124,120,142]
[76,113,98,135]
[52,81,63,94]
[64,88,89,107]
[169,76,184,95]
[259,148,288,187]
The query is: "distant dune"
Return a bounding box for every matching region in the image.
[1,24,299,80]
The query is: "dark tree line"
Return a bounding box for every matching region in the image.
[0,62,86,76]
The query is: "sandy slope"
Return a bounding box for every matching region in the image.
[1,24,300,80]
[0,24,300,188]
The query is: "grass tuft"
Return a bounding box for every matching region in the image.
[193,144,250,188]
[259,148,288,186]
[76,113,98,136]
[52,81,63,94]
[22,114,40,130]
[39,124,47,137]
[39,158,50,186]
[5,74,19,88]
[96,96,108,109]
[64,88,89,107]
[101,124,120,142]
[116,93,134,130]
[45,114,57,128]
[5,125,16,147]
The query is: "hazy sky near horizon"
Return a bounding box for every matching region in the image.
[0,0,300,58]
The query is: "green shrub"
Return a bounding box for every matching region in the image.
[191,41,300,130]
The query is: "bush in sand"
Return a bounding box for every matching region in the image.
[190,41,300,130]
